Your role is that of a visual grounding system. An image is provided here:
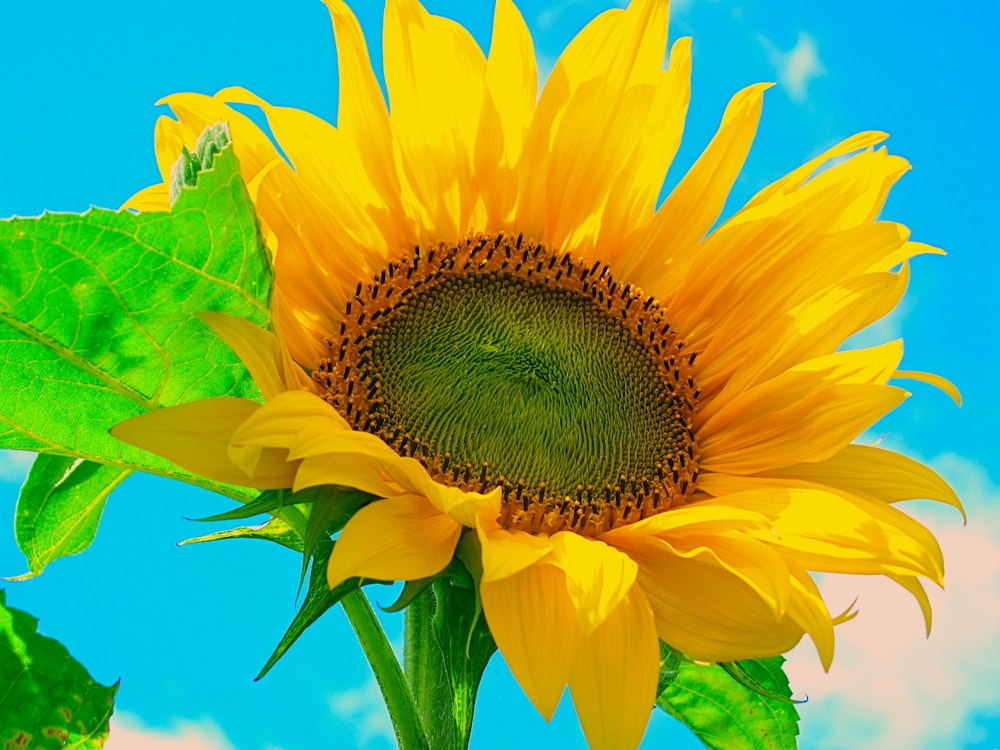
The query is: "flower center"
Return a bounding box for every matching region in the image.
[314,233,700,537]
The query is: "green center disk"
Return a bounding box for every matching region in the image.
[365,272,687,497]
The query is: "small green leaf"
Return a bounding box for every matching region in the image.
[256,540,363,680]
[657,656,800,750]
[0,590,117,748]
[12,455,129,577]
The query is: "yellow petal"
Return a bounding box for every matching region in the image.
[568,585,658,750]
[477,502,554,583]
[743,130,887,208]
[700,383,907,475]
[887,573,934,636]
[548,532,638,636]
[712,488,945,583]
[894,369,962,406]
[630,83,769,296]
[110,398,295,488]
[158,92,293,190]
[326,494,461,588]
[383,0,487,240]
[785,566,835,670]
[764,443,965,518]
[475,0,537,228]
[517,0,675,253]
[707,268,910,399]
[199,313,288,399]
[121,183,170,212]
[322,0,406,230]
[481,562,581,720]
[617,532,805,663]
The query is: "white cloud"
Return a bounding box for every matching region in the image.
[105,714,236,750]
[760,32,826,102]
[0,449,33,483]
[785,453,1000,749]
[329,677,394,747]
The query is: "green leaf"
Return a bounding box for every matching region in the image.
[0,143,271,494]
[657,656,800,750]
[256,540,363,680]
[1,140,276,571]
[0,590,117,748]
[12,454,130,577]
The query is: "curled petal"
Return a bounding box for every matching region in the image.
[110,398,295,488]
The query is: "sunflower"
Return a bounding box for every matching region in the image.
[112,0,962,747]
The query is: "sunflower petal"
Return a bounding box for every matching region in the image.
[631,83,769,295]
[894,369,962,407]
[199,313,288,399]
[475,0,537,228]
[326,494,461,588]
[887,574,934,636]
[477,502,555,582]
[712,488,945,583]
[110,398,295,488]
[764,443,965,518]
[480,562,581,720]
[383,0,487,239]
[616,533,805,663]
[548,532,637,636]
[786,566,835,670]
[568,585,658,750]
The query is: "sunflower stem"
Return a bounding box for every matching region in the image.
[342,589,430,750]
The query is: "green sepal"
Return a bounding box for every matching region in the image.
[718,660,806,705]
[381,576,436,613]
[404,547,497,750]
[256,539,366,680]
[657,655,800,750]
[657,640,683,696]
[190,488,295,524]
[179,515,304,553]
[11,455,129,578]
[0,590,118,748]
[299,487,373,590]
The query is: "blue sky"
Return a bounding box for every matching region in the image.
[1,1,998,748]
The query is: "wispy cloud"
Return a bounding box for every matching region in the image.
[785,452,1000,749]
[329,677,394,747]
[0,449,33,483]
[760,32,826,102]
[105,714,236,750]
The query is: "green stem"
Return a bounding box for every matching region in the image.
[342,589,429,750]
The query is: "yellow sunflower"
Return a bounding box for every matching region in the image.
[112,0,963,747]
